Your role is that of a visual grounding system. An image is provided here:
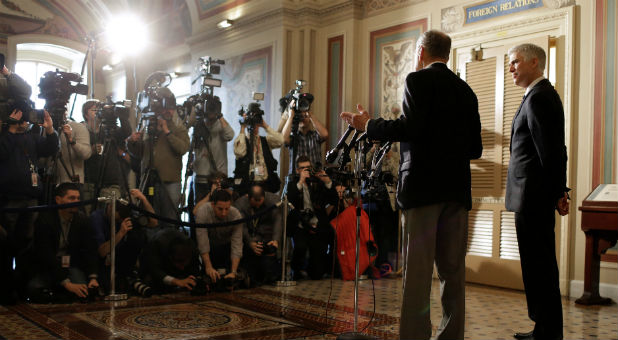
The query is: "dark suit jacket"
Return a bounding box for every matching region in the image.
[234,192,282,244]
[367,63,483,210]
[505,79,567,213]
[31,211,98,284]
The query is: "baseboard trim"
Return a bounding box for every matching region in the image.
[569,280,618,301]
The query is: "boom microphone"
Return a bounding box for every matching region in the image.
[326,125,355,164]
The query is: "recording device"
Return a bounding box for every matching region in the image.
[95,96,131,135]
[137,72,175,116]
[326,125,355,164]
[116,203,149,229]
[130,279,153,297]
[38,69,88,130]
[0,55,46,125]
[289,80,314,113]
[238,92,265,127]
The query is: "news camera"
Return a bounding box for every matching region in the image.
[38,69,88,130]
[95,96,131,137]
[136,72,176,137]
[289,80,314,113]
[238,92,265,127]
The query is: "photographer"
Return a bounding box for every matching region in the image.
[287,155,338,280]
[234,107,283,195]
[51,105,91,185]
[188,97,234,204]
[82,99,132,200]
[281,98,328,173]
[25,183,99,302]
[91,188,157,293]
[234,184,281,286]
[0,65,59,305]
[128,87,189,230]
[194,189,243,285]
[138,228,203,294]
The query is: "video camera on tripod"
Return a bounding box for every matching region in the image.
[95,96,131,137]
[136,72,176,138]
[38,69,88,130]
[182,56,225,122]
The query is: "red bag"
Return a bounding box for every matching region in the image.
[330,204,377,281]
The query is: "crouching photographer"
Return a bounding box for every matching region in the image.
[234,184,281,286]
[91,188,158,294]
[138,228,206,295]
[287,155,338,280]
[195,189,249,291]
[0,60,59,304]
[234,98,283,195]
[25,183,99,303]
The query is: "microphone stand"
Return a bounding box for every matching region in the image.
[337,133,376,340]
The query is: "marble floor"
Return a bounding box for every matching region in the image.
[0,277,615,339]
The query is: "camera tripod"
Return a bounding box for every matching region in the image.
[137,126,180,231]
[93,131,131,203]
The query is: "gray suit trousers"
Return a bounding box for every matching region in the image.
[400,202,467,340]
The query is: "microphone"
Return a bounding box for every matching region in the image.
[326,125,355,164]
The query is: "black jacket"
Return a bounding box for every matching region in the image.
[30,211,98,284]
[367,63,483,210]
[505,79,567,212]
[234,135,280,194]
[286,176,338,232]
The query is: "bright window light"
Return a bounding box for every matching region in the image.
[104,14,148,57]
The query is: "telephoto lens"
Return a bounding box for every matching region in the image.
[131,280,153,297]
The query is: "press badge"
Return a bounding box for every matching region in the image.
[30,164,38,187]
[61,255,71,268]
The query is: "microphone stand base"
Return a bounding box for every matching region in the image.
[336,332,378,340]
[275,280,297,287]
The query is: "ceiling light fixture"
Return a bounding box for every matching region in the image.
[217,19,234,29]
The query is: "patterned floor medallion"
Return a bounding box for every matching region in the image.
[73,301,290,339]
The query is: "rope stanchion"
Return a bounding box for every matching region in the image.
[0,199,99,213]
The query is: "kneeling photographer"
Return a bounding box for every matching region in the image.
[233,97,283,195]
[90,188,158,294]
[194,189,246,291]
[287,155,338,280]
[138,228,205,295]
[234,184,281,286]
[25,183,99,303]
[0,60,59,304]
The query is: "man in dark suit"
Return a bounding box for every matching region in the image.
[26,183,99,301]
[341,30,482,339]
[506,43,569,340]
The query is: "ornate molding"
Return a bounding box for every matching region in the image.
[441,6,465,33]
[187,0,364,48]
[450,9,570,41]
[544,0,575,9]
[365,0,425,16]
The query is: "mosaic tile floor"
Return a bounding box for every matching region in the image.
[0,278,615,339]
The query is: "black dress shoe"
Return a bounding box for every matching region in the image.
[514,331,534,339]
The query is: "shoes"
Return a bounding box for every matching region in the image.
[514,331,534,340]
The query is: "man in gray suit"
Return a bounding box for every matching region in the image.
[506,43,569,340]
[342,30,482,340]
